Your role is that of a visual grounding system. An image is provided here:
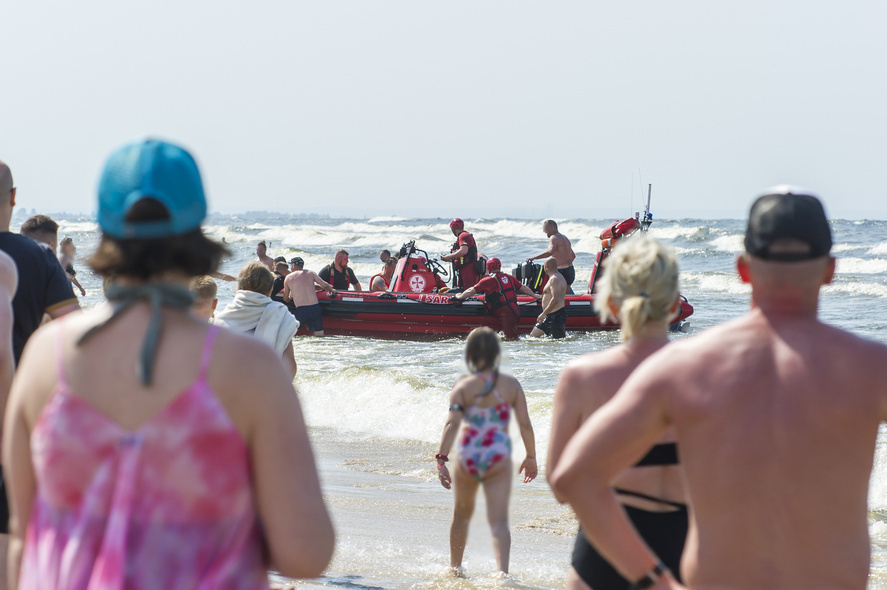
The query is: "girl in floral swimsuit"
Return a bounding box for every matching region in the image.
[436,327,538,577]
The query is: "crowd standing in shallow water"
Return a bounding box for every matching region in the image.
[1,141,887,590]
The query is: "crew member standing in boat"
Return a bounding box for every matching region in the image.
[452,257,540,340]
[319,249,362,291]
[526,220,576,292]
[441,218,480,289]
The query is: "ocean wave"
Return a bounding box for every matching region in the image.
[708,235,744,253]
[824,280,887,298]
[836,258,887,275]
[681,272,750,295]
[649,225,711,241]
[367,216,408,223]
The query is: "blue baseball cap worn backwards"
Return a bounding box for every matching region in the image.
[98,139,207,239]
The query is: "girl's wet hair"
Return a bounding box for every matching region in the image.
[464,327,501,372]
[593,235,679,341]
[89,198,229,280]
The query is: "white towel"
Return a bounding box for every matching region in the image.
[214,290,299,355]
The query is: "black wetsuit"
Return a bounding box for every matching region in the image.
[571,442,687,589]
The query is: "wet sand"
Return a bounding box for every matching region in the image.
[273,427,575,589]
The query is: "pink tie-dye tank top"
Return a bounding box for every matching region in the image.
[20,325,269,590]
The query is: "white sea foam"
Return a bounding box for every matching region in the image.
[836,258,887,275]
[709,234,744,253]
[57,220,99,234]
[367,216,408,223]
[823,280,887,298]
[681,272,750,295]
[870,242,887,256]
[648,225,710,241]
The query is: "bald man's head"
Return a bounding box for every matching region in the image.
[0,160,13,196]
[544,257,558,271]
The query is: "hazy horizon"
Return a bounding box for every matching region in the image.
[3,1,887,221]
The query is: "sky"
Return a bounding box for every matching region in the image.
[2,1,886,220]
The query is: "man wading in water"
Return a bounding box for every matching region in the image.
[553,187,887,589]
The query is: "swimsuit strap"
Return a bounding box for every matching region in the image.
[197,325,221,382]
[613,487,687,510]
[55,318,68,388]
[634,442,679,467]
[77,283,194,386]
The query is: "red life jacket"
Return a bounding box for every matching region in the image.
[451,231,478,270]
[485,272,518,311]
[369,273,390,290]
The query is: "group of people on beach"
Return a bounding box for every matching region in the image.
[1,138,887,590]
[436,185,887,590]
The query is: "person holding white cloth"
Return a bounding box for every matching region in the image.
[215,261,299,378]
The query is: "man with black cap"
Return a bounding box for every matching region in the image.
[552,186,887,589]
[283,257,336,336]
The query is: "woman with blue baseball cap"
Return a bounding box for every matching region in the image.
[2,139,334,589]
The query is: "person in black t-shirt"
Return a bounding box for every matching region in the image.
[0,159,79,539]
[271,261,297,314]
[0,161,80,365]
[318,249,362,291]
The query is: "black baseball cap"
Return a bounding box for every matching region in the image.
[289,256,304,265]
[744,186,832,262]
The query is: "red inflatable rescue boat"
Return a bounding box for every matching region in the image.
[311,209,693,337]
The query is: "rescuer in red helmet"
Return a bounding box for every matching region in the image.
[440,218,481,289]
[451,257,541,339]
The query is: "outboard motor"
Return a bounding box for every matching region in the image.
[513,261,546,294]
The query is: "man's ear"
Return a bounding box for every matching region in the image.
[736,254,752,284]
[822,256,837,286]
[211,299,218,312]
[9,187,16,207]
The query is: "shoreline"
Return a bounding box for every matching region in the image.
[272,427,575,589]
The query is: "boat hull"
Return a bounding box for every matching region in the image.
[310,291,693,337]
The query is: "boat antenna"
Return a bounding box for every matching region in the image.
[641,184,653,233]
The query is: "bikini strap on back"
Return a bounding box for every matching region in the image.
[197,325,221,381]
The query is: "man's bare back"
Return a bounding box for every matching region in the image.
[283,269,335,308]
[527,220,576,269]
[638,310,887,588]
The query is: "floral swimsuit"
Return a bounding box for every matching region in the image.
[457,373,512,480]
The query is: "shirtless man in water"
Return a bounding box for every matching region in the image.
[283,257,336,336]
[526,220,576,290]
[552,187,887,590]
[255,241,274,270]
[530,258,567,339]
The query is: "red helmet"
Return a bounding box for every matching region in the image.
[449,218,464,231]
[486,257,501,272]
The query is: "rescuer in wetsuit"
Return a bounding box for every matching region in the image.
[440,218,480,289]
[451,257,540,340]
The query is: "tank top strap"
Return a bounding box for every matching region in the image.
[55,319,68,387]
[197,325,221,382]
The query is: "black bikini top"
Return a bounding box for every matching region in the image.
[634,442,679,467]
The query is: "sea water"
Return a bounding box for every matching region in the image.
[27,211,887,588]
